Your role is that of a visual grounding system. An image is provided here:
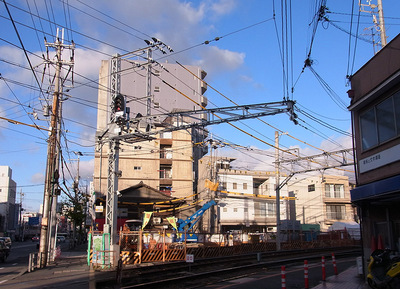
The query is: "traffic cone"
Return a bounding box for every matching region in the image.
[371,236,377,252]
[377,235,384,250]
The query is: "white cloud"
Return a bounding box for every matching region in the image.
[74,48,104,79]
[31,172,44,184]
[80,159,95,181]
[195,46,245,74]
[211,0,237,16]
[320,134,353,151]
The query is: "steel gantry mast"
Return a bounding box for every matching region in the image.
[99,94,298,266]
[103,40,174,260]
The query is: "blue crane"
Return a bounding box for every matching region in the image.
[175,200,216,242]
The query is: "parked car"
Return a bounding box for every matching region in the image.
[32,236,39,242]
[0,240,9,262]
[0,237,11,248]
[57,236,66,243]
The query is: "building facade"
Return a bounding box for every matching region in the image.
[94,60,208,218]
[289,175,355,232]
[198,157,355,235]
[0,166,17,236]
[348,34,400,261]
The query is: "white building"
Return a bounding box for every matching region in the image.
[0,166,17,235]
[198,157,356,234]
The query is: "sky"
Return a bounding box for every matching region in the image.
[1,0,400,212]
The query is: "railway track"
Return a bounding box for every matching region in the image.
[96,246,361,289]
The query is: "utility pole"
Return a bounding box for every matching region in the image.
[275,131,281,251]
[377,0,387,47]
[72,151,83,248]
[359,0,387,50]
[48,87,63,262]
[146,47,152,117]
[19,190,24,241]
[39,29,74,268]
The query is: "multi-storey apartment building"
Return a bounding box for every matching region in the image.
[289,175,355,232]
[348,34,400,265]
[198,157,356,234]
[0,166,17,236]
[94,60,208,218]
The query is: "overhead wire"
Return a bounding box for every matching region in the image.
[174,62,352,166]
[1,1,357,194]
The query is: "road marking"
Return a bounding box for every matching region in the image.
[12,263,18,266]
[0,280,8,284]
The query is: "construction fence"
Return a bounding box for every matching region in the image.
[114,229,360,265]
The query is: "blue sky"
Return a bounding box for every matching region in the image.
[1,0,400,212]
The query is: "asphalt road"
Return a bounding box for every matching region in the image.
[0,241,37,285]
[0,240,70,285]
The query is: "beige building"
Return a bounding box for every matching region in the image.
[289,175,356,232]
[94,60,208,218]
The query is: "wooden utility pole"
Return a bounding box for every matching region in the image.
[39,29,74,268]
[39,40,61,267]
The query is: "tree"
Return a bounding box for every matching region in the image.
[60,191,88,247]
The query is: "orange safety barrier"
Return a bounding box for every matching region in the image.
[120,251,140,265]
[118,230,360,265]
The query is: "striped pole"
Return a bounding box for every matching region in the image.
[304,260,309,289]
[332,253,338,275]
[322,256,326,281]
[281,265,286,289]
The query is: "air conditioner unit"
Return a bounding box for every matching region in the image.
[153,217,162,224]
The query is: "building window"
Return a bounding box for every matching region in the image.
[308,184,315,192]
[219,182,227,191]
[255,201,272,217]
[360,90,400,150]
[154,86,160,92]
[223,208,227,213]
[134,166,142,171]
[233,208,238,213]
[267,202,276,217]
[243,183,247,190]
[325,184,344,198]
[159,165,172,179]
[326,205,346,220]
[160,131,172,139]
[233,182,237,190]
[160,145,172,159]
[159,186,172,196]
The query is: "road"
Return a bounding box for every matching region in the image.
[0,240,69,285]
